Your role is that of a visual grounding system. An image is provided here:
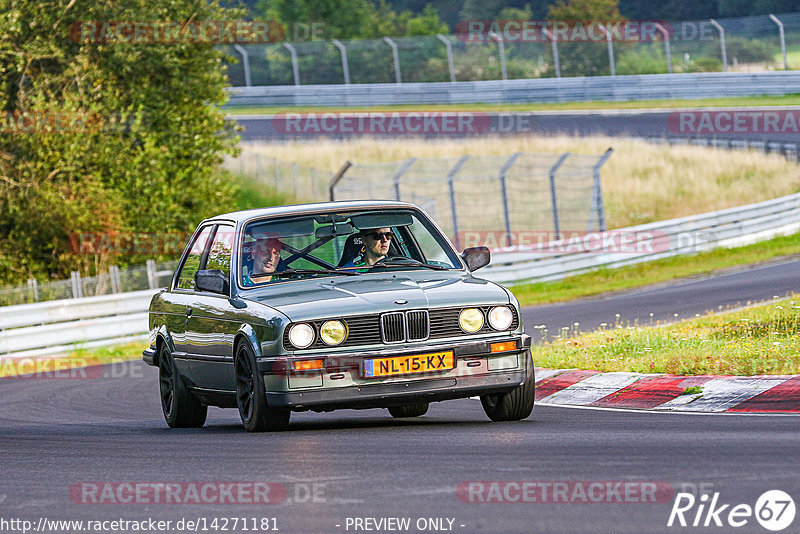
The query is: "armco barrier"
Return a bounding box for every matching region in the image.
[225,72,800,108]
[2,192,799,358]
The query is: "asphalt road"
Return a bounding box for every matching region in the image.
[522,257,800,341]
[1,364,799,534]
[234,108,800,143]
[1,260,799,533]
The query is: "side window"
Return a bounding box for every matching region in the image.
[176,226,214,290]
[206,225,234,277]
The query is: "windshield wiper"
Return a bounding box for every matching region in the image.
[265,268,358,278]
[368,258,448,271]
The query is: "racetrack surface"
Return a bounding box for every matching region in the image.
[1,364,798,534]
[1,259,799,533]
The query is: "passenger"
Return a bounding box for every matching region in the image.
[243,237,282,285]
[342,227,393,268]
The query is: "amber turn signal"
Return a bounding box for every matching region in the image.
[490,341,518,353]
[292,359,324,371]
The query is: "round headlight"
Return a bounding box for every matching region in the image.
[320,320,347,345]
[459,308,484,333]
[488,306,514,330]
[288,323,315,349]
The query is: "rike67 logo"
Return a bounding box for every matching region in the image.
[668,490,795,531]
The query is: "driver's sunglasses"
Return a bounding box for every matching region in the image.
[369,232,394,241]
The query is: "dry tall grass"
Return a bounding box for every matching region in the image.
[237,136,800,228]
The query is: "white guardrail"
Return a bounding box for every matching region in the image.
[2,192,799,359]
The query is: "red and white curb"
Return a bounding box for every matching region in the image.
[534,368,800,413]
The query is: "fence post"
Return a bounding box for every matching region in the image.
[447,155,470,250]
[589,148,614,232]
[283,43,301,85]
[599,25,615,76]
[146,260,157,290]
[110,265,121,293]
[709,19,727,72]
[329,161,353,201]
[769,14,788,70]
[544,28,560,78]
[548,153,570,240]
[331,39,351,84]
[436,34,456,82]
[498,153,521,247]
[655,23,672,73]
[71,271,83,299]
[232,44,252,86]
[27,278,39,303]
[383,37,402,83]
[489,33,508,80]
[392,158,417,201]
[291,162,299,198]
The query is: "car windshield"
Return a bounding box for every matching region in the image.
[240,209,462,287]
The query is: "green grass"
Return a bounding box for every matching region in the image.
[233,174,295,211]
[223,94,800,115]
[531,295,800,375]
[510,231,800,307]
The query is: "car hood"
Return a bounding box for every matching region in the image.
[241,271,510,321]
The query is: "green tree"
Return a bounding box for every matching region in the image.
[0,0,241,284]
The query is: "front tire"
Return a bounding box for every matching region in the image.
[158,344,207,428]
[235,342,290,432]
[480,351,535,422]
[388,402,429,418]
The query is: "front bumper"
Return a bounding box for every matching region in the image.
[262,334,532,411]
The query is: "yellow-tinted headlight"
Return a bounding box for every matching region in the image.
[320,320,347,345]
[459,308,484,333]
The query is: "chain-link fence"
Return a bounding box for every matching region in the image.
[225,12,800,87]
[223,144,333,201]
[331,151,612,250]
[0,260,178,306]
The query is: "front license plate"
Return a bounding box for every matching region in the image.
[363,351,455,378]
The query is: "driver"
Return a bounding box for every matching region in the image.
[243,236,282,286]
[342,227,393,268]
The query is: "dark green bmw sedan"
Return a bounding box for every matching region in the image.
[143,201,534,432]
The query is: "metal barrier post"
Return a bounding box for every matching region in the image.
[283,43,301,85]
[383,37,402,83]
[655,23,672,73]
[489,33,508,80]
[590,148,614,232]
[71,271,83,298]
[710,19,727,72]
[392,158,417,201]
[447,155,469,250]
[548,153,570,239]
[544,29,560,78]
[769,14,788,70]
[110,266,121,293]
[498,153,521,246]
[332,39,350,84]
[599,25,615,76]
[436,34,456,82]
[232,44,252,86]
[146,260,157,290]
[328,161,353,201]
[27,278,39,302]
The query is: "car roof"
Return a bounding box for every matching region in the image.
[202,200,421,225]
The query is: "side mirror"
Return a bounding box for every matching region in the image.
[195,269,229,295]
[461,246,491,271]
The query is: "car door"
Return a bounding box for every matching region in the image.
[184,223,239,392]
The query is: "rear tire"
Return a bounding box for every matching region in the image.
[158,344,207,428]
[387,402,429,418]
[235,342,290,432]
[480,351,535,422]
